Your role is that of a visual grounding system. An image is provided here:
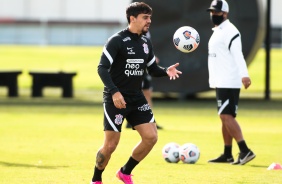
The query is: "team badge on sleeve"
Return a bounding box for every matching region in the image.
[143,43,149,54]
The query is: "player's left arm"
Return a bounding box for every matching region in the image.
[229,34,251,89]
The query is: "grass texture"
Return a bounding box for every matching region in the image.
[0,99,282,183]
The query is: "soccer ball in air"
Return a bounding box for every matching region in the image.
[173,26,200,53]
[162,142,180,163]
[179,143,200,164]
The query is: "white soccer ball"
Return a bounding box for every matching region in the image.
[179,143,200,164]
[173,26,200,53]
[162,142,180,163]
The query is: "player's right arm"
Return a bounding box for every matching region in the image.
[98,35,126,109]
[97,35,120,95]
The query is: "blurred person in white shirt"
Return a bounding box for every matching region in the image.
[206,0,255,165]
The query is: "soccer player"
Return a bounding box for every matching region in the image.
[90,2,182,184]
[206,0,255,165]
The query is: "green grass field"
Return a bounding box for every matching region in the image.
[0,46,282,183]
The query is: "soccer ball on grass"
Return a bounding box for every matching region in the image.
[173,26,200,53]
[179,143,200,164]
[162,142,180,163]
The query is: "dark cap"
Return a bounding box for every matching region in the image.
[207,0,229,12]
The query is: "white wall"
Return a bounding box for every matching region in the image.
[0,0,131,22]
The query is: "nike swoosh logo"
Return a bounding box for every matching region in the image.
[127,47,133,50]
[239,152,251,163]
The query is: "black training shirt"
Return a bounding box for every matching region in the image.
[98,28,167,103]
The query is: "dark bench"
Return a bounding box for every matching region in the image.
[29,71,77,98]
[0,71,22,97]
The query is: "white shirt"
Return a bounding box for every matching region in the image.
[208,19,249,88]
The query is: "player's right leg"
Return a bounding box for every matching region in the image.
[91,131,121,183]
[98,131,121,168]
[91,103,124,183]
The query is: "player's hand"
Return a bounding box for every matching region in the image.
[112,92,126,109]
[167,63,182,80]
[242,77,251,89]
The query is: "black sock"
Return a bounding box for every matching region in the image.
[224,145,232,157]
[121,156,139,175]
[92,166,104,182]
[237,140,249,153]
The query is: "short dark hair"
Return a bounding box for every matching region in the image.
[126,2,153,24]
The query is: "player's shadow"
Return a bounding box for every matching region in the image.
[0,161,68,169]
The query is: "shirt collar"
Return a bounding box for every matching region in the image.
[126,28,142,39]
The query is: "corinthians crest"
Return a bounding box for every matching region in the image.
[143,43,149,54]
[115,114,123,125]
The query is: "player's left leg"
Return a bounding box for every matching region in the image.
[117,123,157,184]
[223,116,256,165]
[132,123,158,161]
[220,114,243,142]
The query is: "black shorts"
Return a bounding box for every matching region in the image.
[103,100,155,132]
[216,88,240,117]
[142,72,153,90]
